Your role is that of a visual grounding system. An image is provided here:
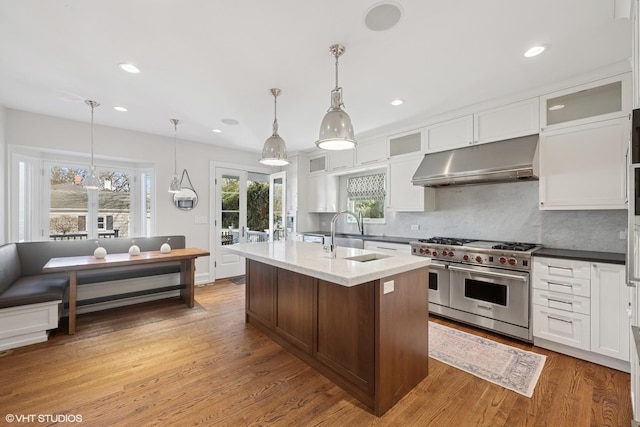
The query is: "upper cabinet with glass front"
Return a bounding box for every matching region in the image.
[540,73,631,131]
[388,129,423,159]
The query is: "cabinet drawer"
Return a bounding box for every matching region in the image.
[533,257,590,279]
[532,289,590,315]
[532,305,590,351]
[532,274,590,297]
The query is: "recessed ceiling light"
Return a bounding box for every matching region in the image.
[221,118,239,125]
[524,46,545,58]
[548,104,565,111]
[212,128,222,133]
[364,3,403,31]
[391,99,404,106]
[118,63,140,73]
[113,106,127,112]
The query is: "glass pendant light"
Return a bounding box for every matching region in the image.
[168,118,182,193]
[260,88,290,166]
[82,100,102,190]
[316,44,357,151]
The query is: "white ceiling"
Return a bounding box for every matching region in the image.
[0,1,632,154]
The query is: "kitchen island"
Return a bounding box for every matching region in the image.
[222,241,430,416]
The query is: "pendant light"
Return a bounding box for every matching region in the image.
[316,44,356,150]
[82,100,102,190]
[260,88,289,166]
[168,118,182,193]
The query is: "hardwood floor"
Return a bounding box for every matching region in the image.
[0,280,632,426]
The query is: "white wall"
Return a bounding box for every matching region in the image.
[0,106,6,245]
[4,108,264,280]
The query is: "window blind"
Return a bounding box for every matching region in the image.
[346,173,386,201]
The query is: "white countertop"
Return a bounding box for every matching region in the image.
[221,241,430,286]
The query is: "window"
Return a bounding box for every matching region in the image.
[10,147,154,242]
[346,172,386,223]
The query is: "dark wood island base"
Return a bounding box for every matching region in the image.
[244,259,429,416]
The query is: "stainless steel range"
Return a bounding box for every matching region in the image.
[410,237,540,342]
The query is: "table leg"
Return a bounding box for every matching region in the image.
[180,258,195,308]
[68,271,77,334]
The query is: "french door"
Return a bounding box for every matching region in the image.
[214,168,273,279]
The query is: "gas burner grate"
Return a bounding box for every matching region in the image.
[492,242,537,252]
[418,237,474,246]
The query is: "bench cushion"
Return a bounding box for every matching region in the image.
[0,275,68,309]
[0,244,21,295]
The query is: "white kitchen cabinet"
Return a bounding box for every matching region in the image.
[327,149,354,171]
[539,117,628,210]
[424,98,538,153]
[425,115,473,153]
[307,174,338,212]
[474,98,539,144]
[387,155,435,212]
[533,256,630,371]
[308,154,327,174]
[356,138,388,166]
[591,263,630,361]
[540,73,631,132]
[388,129,423,159]
[363,241,410,256]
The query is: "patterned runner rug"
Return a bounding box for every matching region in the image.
[429,322,546,397]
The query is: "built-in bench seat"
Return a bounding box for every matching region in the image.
[0,235,185,350]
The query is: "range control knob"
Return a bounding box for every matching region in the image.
[419,248,425,254]
[432,251,438,257]
[463,254,469,261]
[448,251,455,257]
[508,258,517,266]
[499,256,507,264]
[441,250,448,256]
[475,256,483,263]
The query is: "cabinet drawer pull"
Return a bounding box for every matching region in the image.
[548,281,572,288]
[360,159,381,165]
[548,315,573,324]
[547,297,573,305]
[375,246,397,251]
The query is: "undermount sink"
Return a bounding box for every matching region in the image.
[344,253,391,262]
[333,237,364,249]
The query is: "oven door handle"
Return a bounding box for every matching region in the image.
[430,262,448,269]
[448,265,528,281]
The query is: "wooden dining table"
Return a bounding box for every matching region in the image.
[43,248,210,334]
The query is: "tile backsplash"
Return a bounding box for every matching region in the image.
[322,180,626,254]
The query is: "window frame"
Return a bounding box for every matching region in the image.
[344,171,387,225]
[8,145,155,242]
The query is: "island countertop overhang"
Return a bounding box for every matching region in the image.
[222,241,430,286]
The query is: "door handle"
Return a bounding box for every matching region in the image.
[448,265,528,281]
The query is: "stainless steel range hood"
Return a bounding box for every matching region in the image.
[412,134,539,187]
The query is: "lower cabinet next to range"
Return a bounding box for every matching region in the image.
[532,256,629,372]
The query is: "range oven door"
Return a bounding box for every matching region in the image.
[428,261,450,307]
[448,264,529,328]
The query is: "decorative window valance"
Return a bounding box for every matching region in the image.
[347,173,386,201]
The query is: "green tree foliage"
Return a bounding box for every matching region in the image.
[219,177,270,231]
[247,181,269,231]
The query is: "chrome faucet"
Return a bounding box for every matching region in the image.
[329,210,362,258]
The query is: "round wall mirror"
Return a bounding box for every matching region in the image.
[173,187,198,210]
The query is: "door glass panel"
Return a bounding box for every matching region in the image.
[221,175,241,244]
[271,176,284,241]
[464,279,508,306]
[428,272,438,291]
[247,173,269,243]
